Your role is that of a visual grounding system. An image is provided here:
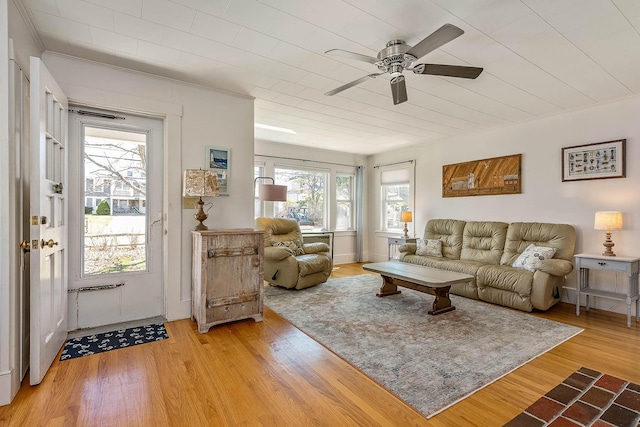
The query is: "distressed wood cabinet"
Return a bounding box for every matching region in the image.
[192,229,265,333]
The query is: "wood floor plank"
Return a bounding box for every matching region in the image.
[1,263,639,426]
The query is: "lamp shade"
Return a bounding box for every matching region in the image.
[259,183,287,202]
[594,211,623,231]
[183,169,219,197]
[401,211,413,223]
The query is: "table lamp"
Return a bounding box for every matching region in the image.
[401,211,412,238]
[183,169,219,230]
[594,211,623,256]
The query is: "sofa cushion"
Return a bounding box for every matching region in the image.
[512,244,557,272]
[416,239,442,257]
[477,265,534,312]
[500,222,576,266]
[424,219,466,260]
[297,254,331,277]
[460,221,508,264]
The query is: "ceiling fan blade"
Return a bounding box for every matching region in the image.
[390,76,408,105]
[406,24,464,60]
[324,49,379,64]
[324,73,383,96]
[413,63,483,79]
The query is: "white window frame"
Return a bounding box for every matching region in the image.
[274,164,329,232]
[378,163,414,233]
[335,173,355,231]
[253,162,265,219]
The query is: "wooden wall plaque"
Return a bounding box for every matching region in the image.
[442,154,521,198]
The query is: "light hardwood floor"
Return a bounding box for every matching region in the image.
[1,263,639,426]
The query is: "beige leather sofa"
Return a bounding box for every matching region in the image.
[255,217,332,289]
[399,219,576,312]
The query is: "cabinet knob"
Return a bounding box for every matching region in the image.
[598,262,606,266]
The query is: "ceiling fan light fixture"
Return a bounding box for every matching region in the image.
[324,23,483,104]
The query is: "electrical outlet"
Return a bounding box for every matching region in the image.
[183,197,199,209]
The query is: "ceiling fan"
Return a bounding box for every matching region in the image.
[324,24,483,105]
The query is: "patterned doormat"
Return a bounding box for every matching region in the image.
[60,323,168,361]
[505,367,640,426]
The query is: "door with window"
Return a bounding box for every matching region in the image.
[68,108,164,330]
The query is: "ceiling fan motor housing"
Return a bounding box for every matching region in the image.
[376,40,417,75]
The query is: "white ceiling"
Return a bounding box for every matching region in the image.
[15,0,640,155]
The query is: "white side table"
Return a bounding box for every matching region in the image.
[387,236,417,260]
[574,253,640,327]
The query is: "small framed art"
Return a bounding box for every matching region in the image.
[205,146,230,195]
[562,139,626,182]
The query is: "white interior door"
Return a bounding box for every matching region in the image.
[29,57,68,385]
[67,108,164,330]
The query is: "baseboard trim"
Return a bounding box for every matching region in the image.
[0,368,16,406]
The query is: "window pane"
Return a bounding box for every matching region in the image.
[336,174,353,230]
[337,201,352,229]
[383,183,409,230]
[254,164,264,218]
[274,167,326,231]
[336,175,352,200]
[83,126,147,275]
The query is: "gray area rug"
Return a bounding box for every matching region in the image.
[264,274,582,418]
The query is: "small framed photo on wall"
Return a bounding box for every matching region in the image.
[562,139,626,182]
[205,146,230,195]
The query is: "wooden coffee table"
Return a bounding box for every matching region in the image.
[363,261,474,315]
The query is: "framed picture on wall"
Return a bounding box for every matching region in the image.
[205,146,230,195]
[562,139,626,182]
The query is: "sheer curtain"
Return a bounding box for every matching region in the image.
[355,165,364,262]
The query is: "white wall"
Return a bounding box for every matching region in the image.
[368,94,640,316]
[255,139,368,264]
[8,0,41,72]
[42,53,255,322]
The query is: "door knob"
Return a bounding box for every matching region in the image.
[20,240,30,252]
[41,239,59,248]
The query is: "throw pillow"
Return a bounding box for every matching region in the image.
[512,244,557,272]
[416,239,443,257]
[274,240,304,256]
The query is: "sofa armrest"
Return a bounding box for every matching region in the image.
[399,243,417,255]
[537,259,574,276]
[265,246,293,261]
[303,242,330,254]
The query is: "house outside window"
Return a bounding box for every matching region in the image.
[336,174,354,230]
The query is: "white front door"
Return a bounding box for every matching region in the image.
[29,57,68,385]
[68,108,164,329]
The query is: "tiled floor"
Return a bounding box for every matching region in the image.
[505,367,640,427]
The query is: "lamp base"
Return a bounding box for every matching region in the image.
[602,231,616,256]
[403,222,409,238]
[194,197,208,231]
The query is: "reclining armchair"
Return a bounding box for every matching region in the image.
[255,217,332,289]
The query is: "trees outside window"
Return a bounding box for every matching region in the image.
[274,167,327,231]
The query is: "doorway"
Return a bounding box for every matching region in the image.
[68,108,164,330]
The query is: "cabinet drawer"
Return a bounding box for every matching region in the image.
[206,300,260,324]
[578,257,628,272]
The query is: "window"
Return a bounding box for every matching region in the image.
[274,166,328,231]
[380,167,411,231]
[254,163,265,218]
[336,174,354,230]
